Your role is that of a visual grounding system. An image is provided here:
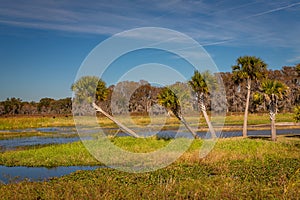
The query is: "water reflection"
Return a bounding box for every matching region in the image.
[0,136,92,151]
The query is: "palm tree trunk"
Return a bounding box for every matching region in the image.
[178,115,198,139]
[199,93,216,138]
[269,99,277,141]
[243,78,251,138]
[92,103,140,138]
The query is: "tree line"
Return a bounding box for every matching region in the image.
[1,59,299,118]
[0,97,72,116]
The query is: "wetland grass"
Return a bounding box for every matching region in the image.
[0,136,299,199]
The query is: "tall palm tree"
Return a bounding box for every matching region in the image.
[232,56,267,138]
[189,70,217,138]
[72,76,139,138]
[254,79,288,141]
[158,87,198,139]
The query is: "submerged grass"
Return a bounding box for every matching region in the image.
[0,131,56,140]
[0,136,299,199]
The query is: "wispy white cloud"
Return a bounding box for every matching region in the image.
[0,0,299,50]
[287,55,300,63]
[241,1,300,20]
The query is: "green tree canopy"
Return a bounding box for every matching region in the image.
[71,76,108,103]
[158,87,181,119]
[260,79,288,100]
[232,56,267,83]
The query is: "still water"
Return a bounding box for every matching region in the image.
[0,127,300,150]
[0,165,101,184]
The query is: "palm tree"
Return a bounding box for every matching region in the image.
[72,76,139,138]
[158,87,198,139]
[232,56,267,138]
[254,79,288,141]
[189,70,217,138]
[71,76,108,104]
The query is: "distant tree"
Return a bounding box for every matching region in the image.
[20,101,38,115]
[232,56,267,137]
[158,87,197,139]
[254,79,288,141]
[4,97,22,115]
[0,102,4,115]
[296,63,300,76]
[51,98,72,114]
[38,98,55,113]
[189,70,217,138]
[110,81,140,114]
[130,83,151,113]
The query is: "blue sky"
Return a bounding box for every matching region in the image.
[0,0,300,101]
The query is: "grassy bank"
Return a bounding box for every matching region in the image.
[0,136,299,199]
[0,113,296,130]
[0,116,74,130]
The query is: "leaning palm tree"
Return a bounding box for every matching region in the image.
[72,76,139,138]
[232,56,267,138]
[254,79,288,141]
[158,87,198,139]
[189,70,217,138]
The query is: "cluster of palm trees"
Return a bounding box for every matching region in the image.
[72,55,294,141]
[231,56,290,141]
[157,70,218,139]
[157,56,291,141]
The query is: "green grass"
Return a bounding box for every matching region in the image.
[223,112,295,125]
[0,116,74,130]
[0,113,298,199]
[0,136,299,199]
[0,142,99,167]
[0,135,299,167]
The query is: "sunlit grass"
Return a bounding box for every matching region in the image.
[223,112,295,125]
[0,112,296,131]
[0,116,74,130]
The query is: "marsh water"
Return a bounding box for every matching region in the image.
[1,126,300,150]
[0,126,299,184]
[0,165,101,184]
